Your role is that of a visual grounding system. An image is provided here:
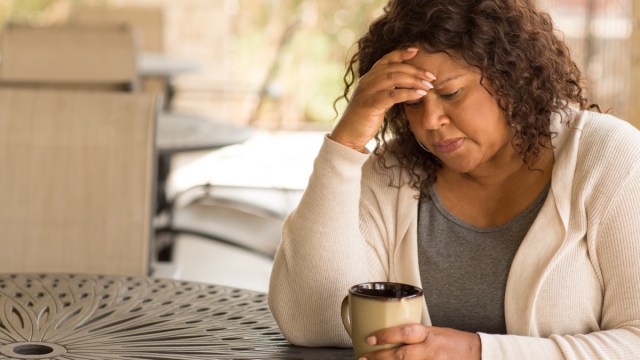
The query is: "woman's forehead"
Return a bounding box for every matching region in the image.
[403,51,478,76]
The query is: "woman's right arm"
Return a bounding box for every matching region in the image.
[268,135,373,347]
[268,48,435,347]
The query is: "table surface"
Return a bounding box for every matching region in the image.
[156,112,252,155]
[0,273,352,359]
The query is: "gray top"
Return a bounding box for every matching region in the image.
[417,182,550,334]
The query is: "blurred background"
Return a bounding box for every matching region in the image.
[1,0,635,127]
[0,0,637,291]
[0,0,390,129]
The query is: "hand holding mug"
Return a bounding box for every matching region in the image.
[360,324,481,360]
[340,282,424,358]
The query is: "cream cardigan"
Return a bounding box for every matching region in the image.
[268,110,640,359]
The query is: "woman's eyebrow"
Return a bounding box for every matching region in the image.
[432,73,465,88]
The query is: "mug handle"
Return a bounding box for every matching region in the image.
[340,295,352,336]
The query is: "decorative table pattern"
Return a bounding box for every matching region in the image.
[0,274,351,359]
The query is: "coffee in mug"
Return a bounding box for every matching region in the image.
[340,282,423,358]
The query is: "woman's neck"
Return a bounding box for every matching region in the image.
[434,146,554,228]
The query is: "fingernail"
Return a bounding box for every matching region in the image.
[358,357,367,360]
[422,80,434,89]
[425,71,436,81]
[366,336,377,345]
[416,89,427,96]
[407,47,419,52]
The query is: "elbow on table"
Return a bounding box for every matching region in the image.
[268,293,352,348]
[275,320,352,348]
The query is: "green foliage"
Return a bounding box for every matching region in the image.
[233,0,388,126]
[0,0,105,28]
[0,0,50,27]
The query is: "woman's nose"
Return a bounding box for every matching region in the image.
[419,97,448,130]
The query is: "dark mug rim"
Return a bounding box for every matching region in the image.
[348,281,423,301]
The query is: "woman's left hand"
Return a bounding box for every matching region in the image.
[360,324,481,360]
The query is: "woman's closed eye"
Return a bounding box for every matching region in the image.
[403,88,463,108]
[439,88,463,100]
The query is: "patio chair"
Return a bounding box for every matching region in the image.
[0,23,138,91]
[0,87,157,275]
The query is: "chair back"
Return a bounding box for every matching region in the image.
[73,6,165,53]
[0,87,157,275]
[0,24,138,91]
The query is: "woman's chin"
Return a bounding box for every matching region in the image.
[438,156,480,175]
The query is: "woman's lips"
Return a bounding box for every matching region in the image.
[434,138,465,153]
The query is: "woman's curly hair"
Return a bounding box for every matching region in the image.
[338,0,592,193]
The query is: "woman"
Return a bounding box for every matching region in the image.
[268,0,640,359]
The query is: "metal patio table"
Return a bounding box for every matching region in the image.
[0,273,351,359]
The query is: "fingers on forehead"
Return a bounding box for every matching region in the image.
[376,48,418,64]
[379,62,429,79]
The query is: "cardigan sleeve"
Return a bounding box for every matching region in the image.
[268,136,387,347]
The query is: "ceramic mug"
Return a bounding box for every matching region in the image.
[340,282,423,358]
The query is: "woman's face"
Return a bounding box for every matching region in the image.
[402,51,514,176]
